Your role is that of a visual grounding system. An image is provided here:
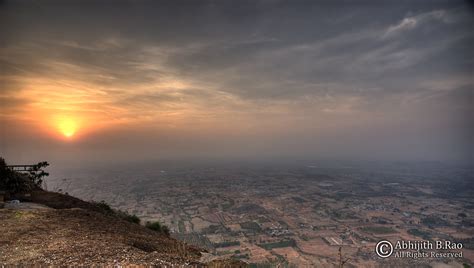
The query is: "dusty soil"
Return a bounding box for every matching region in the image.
[0,189,247,267]
[0,206,204,266]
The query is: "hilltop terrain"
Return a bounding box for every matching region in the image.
[0,190,244,267]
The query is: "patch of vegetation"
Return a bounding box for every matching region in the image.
[26,161,49,187]
[328,209,358,220]
[257,215,270,223]
[221,198,235,210]
[421,216,449,228]
[0,157,49,193]
[407,228,431,240]
[300,234,310,241]
[178,220,186,233]
[361,226,397,234]
[240,221,261,231]
[291,196,305,203]
[92,200,114,213]
[458,237,474,250]
[461,218,474,227]
[258,239,296,250]
[146,221,170,235]
[91,200,141,224]
[119,211,141,224]
[232,253,249,260]
[464,204,474,210]
[234,203,267,214]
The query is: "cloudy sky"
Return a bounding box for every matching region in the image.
[0,0,473,166]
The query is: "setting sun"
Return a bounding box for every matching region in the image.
[56,116,79,138]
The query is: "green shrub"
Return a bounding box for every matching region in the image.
[162,225,170,235]
[146,221,162,231]
[146,221,170,235]
[123,213,141,224]
[92,200,140,224]
[93,200,114,213]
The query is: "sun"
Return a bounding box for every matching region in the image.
[56,116,79,138]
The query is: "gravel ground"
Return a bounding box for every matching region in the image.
[0,206,204,266]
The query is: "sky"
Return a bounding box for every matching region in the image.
[0,0,473,167]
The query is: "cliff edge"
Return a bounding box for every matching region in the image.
[0,190,245,267]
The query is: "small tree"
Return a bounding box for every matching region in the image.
[0,158,50,193]
[27,161,49,187]
[1,157,28,193]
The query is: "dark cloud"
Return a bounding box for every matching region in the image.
[0,0,472,164]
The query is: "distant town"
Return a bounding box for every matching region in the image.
[49,162,474,267]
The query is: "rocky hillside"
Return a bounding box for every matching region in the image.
[0,190,245,267]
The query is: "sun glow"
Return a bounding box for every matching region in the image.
[56,116,79,138]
